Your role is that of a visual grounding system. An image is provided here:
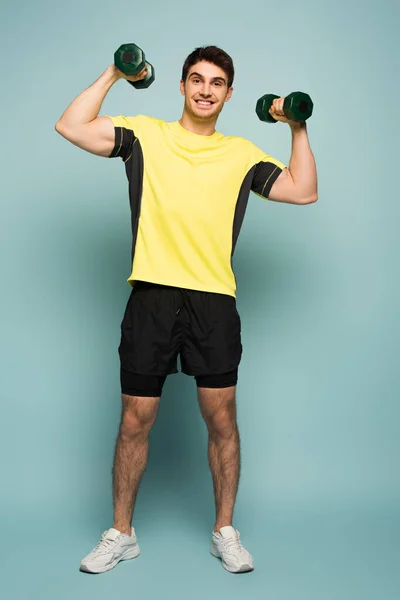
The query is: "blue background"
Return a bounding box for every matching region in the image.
[1,0,399,598]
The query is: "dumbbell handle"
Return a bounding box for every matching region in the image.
[265,94,280,123]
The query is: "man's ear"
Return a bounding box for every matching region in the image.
[180,80,185,96]
[224,87,234,103]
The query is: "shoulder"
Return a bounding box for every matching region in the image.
[226,135,286,170]
[220,133,253,147]
[221,134,259,154]
[219,134,267,163]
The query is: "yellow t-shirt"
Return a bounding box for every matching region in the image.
[106,115,286,297]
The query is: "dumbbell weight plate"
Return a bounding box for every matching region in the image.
[131,62,155,90]
[256,94,280,123]
[283,92,313,122]
[114,43,146,77]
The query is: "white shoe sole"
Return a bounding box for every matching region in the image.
[210,543,254,573]
[80,544,140,574]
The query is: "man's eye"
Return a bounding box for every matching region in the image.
[193,78,200,83]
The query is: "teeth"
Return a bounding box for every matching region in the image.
[197,101,212,106]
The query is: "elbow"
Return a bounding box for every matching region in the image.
[55,121,72,141]
[300,192,318,204]
[55,120,64,134]
[55,120,71,135]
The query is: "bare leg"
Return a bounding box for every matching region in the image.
[112,393,160,534]
[197,386,240,532]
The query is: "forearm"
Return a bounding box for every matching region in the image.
[56,65,121,129]
[288,122,318,201]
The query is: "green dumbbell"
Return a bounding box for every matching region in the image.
[256,92,313,123]
[114,43,155,89]
[132,61,155,89]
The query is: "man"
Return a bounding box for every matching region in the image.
[55,45,318,575]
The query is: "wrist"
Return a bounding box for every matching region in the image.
[289,120,307,132]
[105,64,123,84]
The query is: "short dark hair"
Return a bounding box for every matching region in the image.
[181,46,234,88]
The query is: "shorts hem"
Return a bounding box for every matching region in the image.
[120,366,179,376]
[181,367,240,377]
[195,383,238,389]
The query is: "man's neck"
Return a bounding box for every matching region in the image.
[178,112,217,136]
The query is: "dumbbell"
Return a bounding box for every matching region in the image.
[256,92,313,123]
[114,43,155,89]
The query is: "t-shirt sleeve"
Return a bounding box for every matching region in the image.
[249,143,287,199]
[105,115,143,162]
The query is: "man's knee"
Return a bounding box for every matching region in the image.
[208,404,238,439]
[119,393,160,439]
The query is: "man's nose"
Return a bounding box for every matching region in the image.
[200,84,212,97]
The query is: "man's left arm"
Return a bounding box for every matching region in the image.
[267,98,318,205]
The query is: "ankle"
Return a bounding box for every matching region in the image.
[214,522,232,533]
[113,524,132,536]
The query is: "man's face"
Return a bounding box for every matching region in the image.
[180,61,233,122]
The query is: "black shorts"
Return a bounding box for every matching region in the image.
[118,281,242,396]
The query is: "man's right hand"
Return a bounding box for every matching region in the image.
[115,65,148,83]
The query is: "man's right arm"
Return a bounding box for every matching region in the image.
[55,64,145,157]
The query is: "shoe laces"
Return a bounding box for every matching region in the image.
[93,531,119,553]
[222,530,244,553]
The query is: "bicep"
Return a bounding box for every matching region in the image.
[268,168,301,204]
[251,160,296,203]
[55,116,116,157]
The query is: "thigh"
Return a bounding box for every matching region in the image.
[197,383,237,425]
[118,281,181,376]
[195,368,238,389]
[196,370,238,421]
[121,368,168,398]
[181,291,242,376]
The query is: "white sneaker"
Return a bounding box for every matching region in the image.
[80,527,140,574]
[210,526,254,573]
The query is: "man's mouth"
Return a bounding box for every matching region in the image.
[194,99,214,107]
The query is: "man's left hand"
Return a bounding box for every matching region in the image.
[269,97,300,126]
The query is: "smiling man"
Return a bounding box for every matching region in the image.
[181,61,232,126]
[55,46,317,575]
